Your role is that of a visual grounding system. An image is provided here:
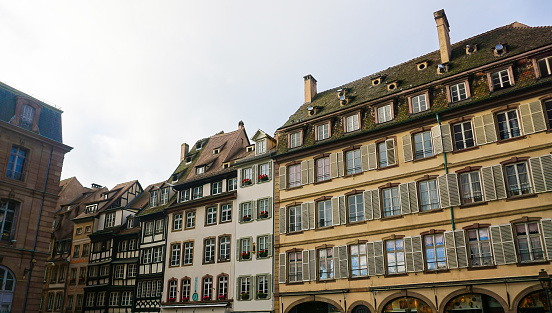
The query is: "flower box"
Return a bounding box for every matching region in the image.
[241,178,252,186]
[258,250,268,258]
[257,292,268,299]
[259,211,269,219]
[240,292,250,300]
[242,215,252,222]
[240,251,251,260]
[181,297,189,302]
[218,294,227,300]
[202,296,211,301]
[258,174,269,182]
[168,297,176,302]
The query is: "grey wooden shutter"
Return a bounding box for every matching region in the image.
[520,102,535,134]
[445,230,468,269]
[374,241,385,275]
[529,154,552,193]
[520,101,547,135]
[363,191,373,220]
[431,125,444,155]
[371,190,381,220]
[251,166,256,185]
[308,202,315,230]
[309,250,316,281]
[331,197,340,226]
[337,152,344,177]
[402,134,413,162]
[333,246,341,278]
[483,113,498,143]
[541,219,552,261]
[338,246,348,279]
[408,182,419,213]
[302,250,310,281]
[438,175,449,208]
[301,203,309,231]
[368,143,377,170]
[361,145,369,172]
[330,153,338,179]
[267,235,273,257]
[279,166,286,190]
[301,161,308,186]
[268,162,273,180]
[252,200,257,220]
[399,183,411,215]
[338,196,346,225]
[386,139,396,165]
[268,197,273,218]
[278,253,286,283]
[473,116,486,145]
[308,160,314,184]
[490,224,517,265]
[439,174,461,208]
[404,237,415,272]
[412,235,424,272]
[279,208,286,234]
[440,125,453,152]
[481,165,507,201]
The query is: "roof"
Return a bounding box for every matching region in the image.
[135,182,177,217]
[280,23,552,130]
[73,180,140,220]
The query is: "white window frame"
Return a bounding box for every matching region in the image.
[227,178,237,191]
[192,186,203,199]
[288,164,301,188]
[173,213,182,230]
[206,207,217,225]
[160,188,169,205]
[467,227,493,267]
[220,204,232,223]
[316,157,330,182]
[449,82,468,102]
[345,114,360,132]
[452,121,475,150]
[349,244,367,277]
[505,162,532,197]
[219,236,230,261]
[386,239,406,274]
[376,104,393,123]
[419,179,439,211]
[289,131,302,148]
[345,149,361,175]
[460,171,483,204]
[105,212,116,228]
[317,200,332,228]
[211,181,222,195]
[183,241,194,265]
[318,247,334,280]
[413,131,433,159]
[288,206,302,232]
[410,94,428,113]
[515,222,545,263]
[316,123,330,141]
[204,238,215,263]
[170,243,181,266]
[348,194,364,223]
[490,69,512,90]
[496,109,521,140]
[382,187,400,217]
[185,211,195,229]
[288,252,302,282]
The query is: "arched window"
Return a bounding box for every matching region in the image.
[181,277,190,302]
[445,293,504,313]
[352,305,370,313]
[167,279,177,302]
[0,200,18,242]
[518,290,550,313]
[217,274,228,300]
[0,266,15,313]
[202,275,213,301]
[383,297,432,313]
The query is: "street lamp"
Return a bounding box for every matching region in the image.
[538,269,552,313]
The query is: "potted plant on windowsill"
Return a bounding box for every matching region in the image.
[202,295,211,301]
[241,178,252,186]
[242,215,252,222]
[259,210,269,219]
[168,297,176,303]
[257,249,268,258]
[240,251,251,260]
[258,174,269,182]
[181,296,189,302]
[240,292,250,300]
[218,294,227,300]
[257,292,268,299]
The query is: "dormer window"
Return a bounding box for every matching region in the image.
[256,140,266,155]
[246,146,255,153]
[387,81,399,91]
[417,61,429,71]
[160,188,169,205]
[289,131,302,149]
[171,174,178,183]
[371,76,383,86]
[437,63,449,74]
[11,97,42,132]
[85,204,98,214]
[196,166,205,175]
[196,142,203,150]
[127,217,133,229]
[150,190,158,207]
[19,104,35,130]
[465,44,478,55]
[213,148,220,155]
[223,162,231,169]
[493,43,507,56]
[185,156,193,164]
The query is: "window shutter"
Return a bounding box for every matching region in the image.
[366,242,376,276]
[399,183,411,215]
[268,162,273,180]
[402,134,413,162]
[268,197,273,218]
[279,208,286,234]
[301,161,308,186]
[338,245,348,279]
[337,152,344,177]
[438,175,448,208]
[439,174,461,208]
[483,113,498,143]
[481,165,507,201]
[308,160,314,184]
[431,125,444,155]
[368,143,377,170]
[386,139,396,165]
[361,145,369,172]
[529,154,552,193]
[408,182,419,213]
[445,230,468,269]
[371,190,381,220]
[444,231,458,269]
[309,250,316,281]
[374,241,385,276]
[309,202,315,230]
[251,166,256,185]
[363,191,373,220]
[404,237,414,272]
[302,250,310,281]
[267,235,273,257]
[412,235,424,272]
[440,125,453,152]
[541,218,552,261]
[339,196,346,225]
[490,224,517,265]
[252,200,257,220]
[279,166,286,190]
[473,116,486,145]
[278,253,286,283]
[330,153,338,179]
[331,197,340,226]
[520,101,547,134]
[333,246,341,278]
[519,102,535,134]
[492,165,507,199]
[301,203,309,231]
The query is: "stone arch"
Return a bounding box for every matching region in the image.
[438,287,508,313]
[347,300,375,313]
[377,291,437,313]
[284,295,345,313]
[512,283,544,312]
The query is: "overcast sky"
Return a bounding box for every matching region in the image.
[1,1,551,190]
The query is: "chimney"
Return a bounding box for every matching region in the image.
[180,143,189,162]
[434,9,451,64]
[238,120,245,130]
[304,74,317,104]
[91,183,102,189]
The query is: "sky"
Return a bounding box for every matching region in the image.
[0,1,551,190]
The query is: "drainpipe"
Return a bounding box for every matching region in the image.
[435,113,455,231]
[22,146,54,313]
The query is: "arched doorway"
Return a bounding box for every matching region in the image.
[352,305,370,313]
[289,301,340,313]
[518,290,550,313]
[444,293,504,313]
[383,297,432,313]
[0,266,15,313]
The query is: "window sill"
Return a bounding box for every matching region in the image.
[205,223,217,227]
[467,265,496,271]
[219,220,232,224]
[315,226,334,231]
[256,179,272,184]
[516,260,549,267]
[346,221,367,227]
[384,273,408,278]
[184,227,195,231]
[451,145,479,154]
[377,164,399,171]
[313,178,333,185]
[348,275,369,281]
[380,215,403,221]
[459,201,488,209]
[412,155,437,163]
[285,231,304,236]
[423,269,449,274]
[417,208,443,215]
[286,186,303,191]
[448,98,471,106]
[343,172,364,178]
[217,259,230,263]
[286,281,304,285]
[505,193,537,202]
[202,261,216,265]
[316,279,336,284]
[497,135,527,145]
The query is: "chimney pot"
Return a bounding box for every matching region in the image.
[238,120,245,130]
[304,74,317,104]
[180,143,189,162]
[434,9,451,64]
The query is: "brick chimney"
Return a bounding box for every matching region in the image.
[238,120,245,130]
[304,74,317,104]
[180,143,189,162]
[434,9,451,64]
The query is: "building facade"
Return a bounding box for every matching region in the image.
[273,10,552,313]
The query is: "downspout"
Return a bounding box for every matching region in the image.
[22,145,54,313]
[436,113,455,230]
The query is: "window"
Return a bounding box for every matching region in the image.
[114,265,125,278]
[288,252,302,282]
[257,235,271,258]
[100,264,109,276]
[204,238,215,263]
[143,249,152,264]
[545,100,552,129]
[241,168,253,186]
[537,56,552,78]
[121,292,132,306]
[85,226,92,233]
[170,243,181,266]
[202,276,213,300]
[155,219,164,234]
[219,236,230,261]
[256,274,269,299]
[109,292,119,306]
[79,267,86,283]
[96,291,106,307]
[192,186,203,199]
[217,275,228,299]
[7,146,27,181]
[160,188,169,205]
[515,222,544,262]
[238,276,251,300]
[180,189,190,202]
[153,246,163,263]
[168,280,177,301]
[377,140,395,168]
[105,213,115,228]
[382,187,400,217]
[505,162,532,196]
[76,295,83,310]
[345,149,361,175]
[186,211,196,229]
[410,94,428,113]
[0,200,17,242]
[467,228,492,267]
[288,164,301,188]
[206,207,217,225]
[452,121,475,150]
[424,234,446,270]
[144,221,153,236]
[211,181,222,195]
[86,293,94,308]
[220,204,232,223]
[460,171,483,204]
[227,178,237,191]
[288,205,302,232]
[318,248,334,280]
[257,198,270,219]
[129,239,136,250]
[127,264,137,278]
[183,241,194,265]
[256,139,266,154]
[316,157,330,182]
[289,131,302,148]
[419,179,439,211]
[350,244,367,277]
[196,166,205,175]
[345,114,360,132]
[240,202,252,222]
[376,104,393,123]
[449,82,468,102]
[19,103,35,130]
[88,266,98,278]
[173,213,182,230]
[66,295,74,311]
[386,239,405,274]
[348,194,364,223]
[76,227,83,235]
[490,69,512,90]
[497,110,521,140]
[181,278,191,301]
[316,123,330,141]
[413,131,433,159]
[317,200,332,228]
[150,190,158,207]
[239,238,252,261]
[258,163,270,182]
[73,245,81,259]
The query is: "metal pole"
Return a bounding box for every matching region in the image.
[545,288,552,313]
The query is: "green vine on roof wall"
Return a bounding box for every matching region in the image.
[515,59,536,88]
[471,73,490,100]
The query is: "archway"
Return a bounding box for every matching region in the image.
[0,266,15,313]
[517,290,550,313]
[443,293,504,313]
[352,304,371,313]
[382,296,432,313]
[289,301,341,313]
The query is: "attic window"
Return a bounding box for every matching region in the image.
[337,89,350,106]
[196,142,203,150]
[465,44,478,55]
[493,43,507,56]
[387,81,398,91]
[371,77,383,86]
[213,148,220,155]
[417,61,429,70]
[171,174,178,183]
[185,156,192,164]
[223,162,231,169]
[246,146,255,153]
[196,166,205,175]
[307,106,321,116]
[437,63,449,74]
